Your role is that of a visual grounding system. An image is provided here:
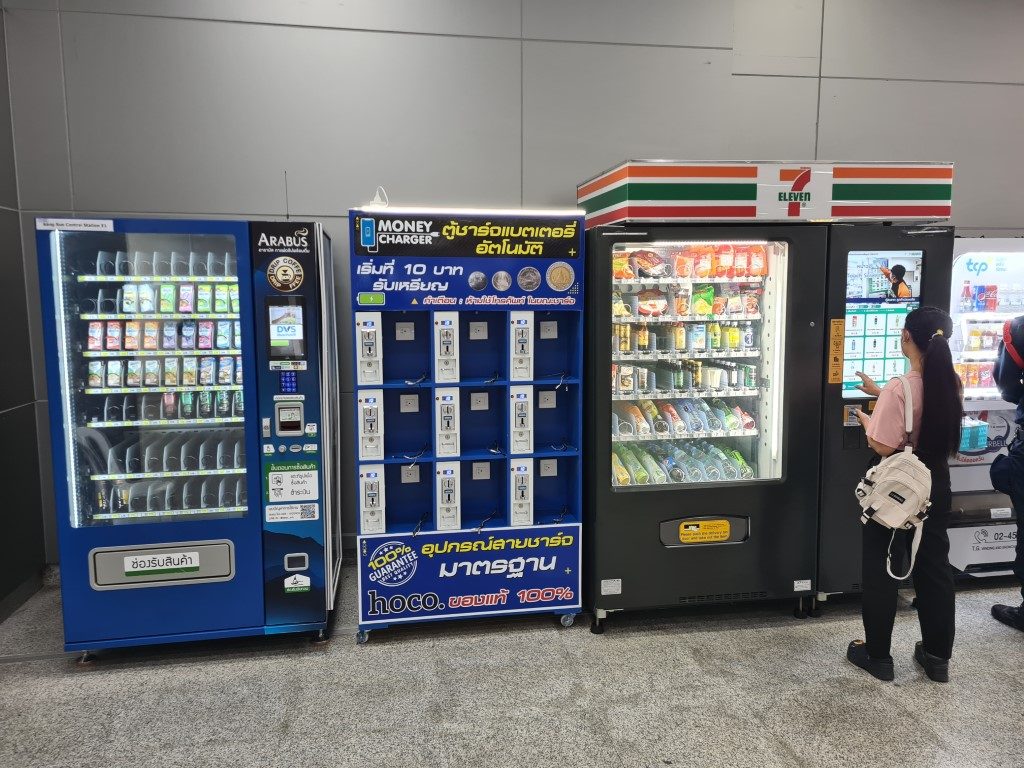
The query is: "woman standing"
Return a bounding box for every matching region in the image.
[847,306,963,682]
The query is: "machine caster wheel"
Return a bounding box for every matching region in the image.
[559,613,575,628]
[590,617,605,635]
[75,651,97,668]
[356,630,370,645]
[310,629,330,646]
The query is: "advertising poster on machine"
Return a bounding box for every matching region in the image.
[349,209,585,638]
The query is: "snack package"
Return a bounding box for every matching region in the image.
[692,245,714,279]
[163,358,179,387]
[162,321,178,350]
[87,322,103,351]
[180,321,196,350]
[125,360,142,388]
[612,253,635,280]
[691,285,715,316]
[218,356,234,385]
[138,284,155,313]
[733,247,749,278]
[633,249,667,277]
[748,245,767,277]
[178,284,195,313]
[743,290,761,316]
[121,284,138,313]
[197,284,213,313]
[726,291,744,315]
[159,284,176,313]
[674,291,690,317]
[197,321,214,350]
[612,292,631,317]
[216,320,232,349]
[105,321,122,351]
[233,321,241,348]
[711,294,728,316]
[636,290,668,317]
[143,321,159,350]
[713,245,735,279]
[144,360,161,386]
[87,361,104,388]
[234,357,243,385]
[199,357,216,386]
[182,357,198,386]
[672,249,694,278]
[106,360,123,388]
[124,321,141,351]
[214,284,229,313]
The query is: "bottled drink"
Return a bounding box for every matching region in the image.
[611,452,632,486]
[741,321,755,349]
[706,443,740,480]
[671,447,706,482]
[711,399,740,430]
[708,321,722,350]
[614,445,648,484]
[639,399,671,434]
[960,280,973,313]
[636,448,668,484]
[198,390,214,418]
[724,448,755,479]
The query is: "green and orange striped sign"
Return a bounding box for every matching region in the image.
[577,161,953,227]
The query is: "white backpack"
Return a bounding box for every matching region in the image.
[854,376,932,580]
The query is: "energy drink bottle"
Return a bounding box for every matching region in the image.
[611,452,632,486]
[198,390,214,418]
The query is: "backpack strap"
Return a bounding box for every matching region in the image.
[1004,320,1024,369]
[887,523,924,580]
[898,375,914,446]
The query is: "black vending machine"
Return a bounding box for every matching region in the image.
[577,160,955,631]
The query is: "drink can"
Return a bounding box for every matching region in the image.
[744,364,756,389]
[986,285,999,312]
[636,366,648,391]
[635,326,650,351]
[728,364,739,388]
[742,322,754,348]
[618,365,635,394]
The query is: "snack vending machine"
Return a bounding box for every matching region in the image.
[350,208,584,642]
[945,238,1024,577]
[578,160,954,631]
[37,218,341,653]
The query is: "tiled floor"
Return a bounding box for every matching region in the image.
[0,565,1021,768]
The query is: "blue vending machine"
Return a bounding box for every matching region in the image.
[349,208,585,642]
[36,217,341,653]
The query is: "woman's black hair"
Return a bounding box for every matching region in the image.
[904,306,962,459]
[890,264,906,280]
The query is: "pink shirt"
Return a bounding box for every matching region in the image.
[866,371,923,450]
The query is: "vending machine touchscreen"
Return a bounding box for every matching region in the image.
[842,250,922,397]
[267,298,306,367]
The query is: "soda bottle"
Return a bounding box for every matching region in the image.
[960,280,973,313]
[659,402,686,434]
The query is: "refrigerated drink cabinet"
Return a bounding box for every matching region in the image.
[578,160,954,631]
[37,218,341,652]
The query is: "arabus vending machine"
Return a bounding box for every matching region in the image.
[37,217,341,654]
[578,160,954,631]
[349,207,584,642]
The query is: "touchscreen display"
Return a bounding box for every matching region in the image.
[268,300,306,360]
[842,250,922,398]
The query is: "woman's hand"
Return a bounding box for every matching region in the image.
[854,408,871,431]
[855,371,881,397]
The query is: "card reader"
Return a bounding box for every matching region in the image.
[275,402,304,437]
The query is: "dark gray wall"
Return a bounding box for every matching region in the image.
[0,8,45,613]
[4,0,1024,558]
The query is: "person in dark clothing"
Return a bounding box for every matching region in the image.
[990,315,1024,631]
[848,306,962,683]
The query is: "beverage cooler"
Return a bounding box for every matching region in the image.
[578,160,955,631]
[945,238,1024,578]
[36,218,341,652]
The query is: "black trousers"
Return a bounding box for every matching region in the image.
[861,464,956,660]
[991,435,1024,602]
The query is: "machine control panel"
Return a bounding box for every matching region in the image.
[510,311,534,382]
[434,312,460,384]
[509,385,533,455]
[358,389,384,461]
[355,312,383,385]
[360,465,386,534]
[274,401,304,437]
[436,461,461,530]
[510,459,534,527]
[434,387,461,457]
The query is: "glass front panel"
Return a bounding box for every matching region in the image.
[609,240,787,488]
[841,250,922,398]
[51,231,247,527]
[950,249,1024,402]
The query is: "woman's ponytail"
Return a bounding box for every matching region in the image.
[905,307,962,459]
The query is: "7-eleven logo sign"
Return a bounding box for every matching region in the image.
[778,167,812,216]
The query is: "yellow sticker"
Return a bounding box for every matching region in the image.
[828,318,845,384]
[678,519,731,544]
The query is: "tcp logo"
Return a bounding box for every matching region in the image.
[965,258,989,277]
[778,168,812,216]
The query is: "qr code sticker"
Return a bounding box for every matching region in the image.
[299,505,317,520]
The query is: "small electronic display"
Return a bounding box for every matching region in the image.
[267,297,306,361]
[842,250,922,398]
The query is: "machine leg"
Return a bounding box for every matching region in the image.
[559,613,576,628]
[793,597,808,619]
[808,596,822,618]
[75,651,97,667]
[356,629,370,645]
[310,628,330,645]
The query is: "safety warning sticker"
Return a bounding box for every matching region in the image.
[678,519,731,544]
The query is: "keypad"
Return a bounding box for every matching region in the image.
[280,371,298,394]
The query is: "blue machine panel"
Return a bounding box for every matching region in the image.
[348,209,585,634]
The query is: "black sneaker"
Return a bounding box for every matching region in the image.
[914,641,949,683]
[847,640,894,681]
[991,604,1024,631]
